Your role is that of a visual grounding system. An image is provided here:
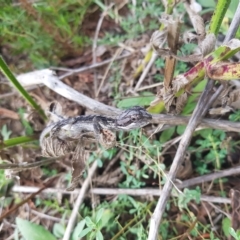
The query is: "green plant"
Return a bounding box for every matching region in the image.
[192,129,228,174]
[1,0,92,68]
[98,1,163,46]
[16,217,56,240]
[177,187,201,211]
[0,125,12,141]
[72,208,113,240]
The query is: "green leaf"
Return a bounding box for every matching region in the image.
[96,230,104,240]
[96,208,104,223]
[229,227,240,240]
[197,0,215,8]
[18,108,34,135]
[0,125,12,140]
[78,227,92,238]
[176,125,186,135]
[97,158,103,168]
[193,79,207,92]
[178,188,201,210]
[16,218,56,240]
[52,223,65,238]
[197,129,212,138]
[159,127,175,143]
[222,217,231,237]
[71,220,86,240]
[85,216,95,228]
[117,92,155,108]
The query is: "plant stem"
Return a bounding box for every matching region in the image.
[0,56,47,120]
[209,0,231,35]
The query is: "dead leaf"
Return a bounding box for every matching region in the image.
[172,74,189,92]
[199,33,216,56]
[176,152,192,179]
[184,2,205,40]
[151,30,168,54]
[183,31,199,44]
[175,93,188,114]
[67,144,86,191]
[209,106,233,115]
[0,108,19,120]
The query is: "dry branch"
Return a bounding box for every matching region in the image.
[16,69,240,133]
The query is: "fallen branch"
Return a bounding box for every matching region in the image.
[12,186,231,204]
[15,69,240,132]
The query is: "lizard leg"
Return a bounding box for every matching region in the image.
[93,117,116,149]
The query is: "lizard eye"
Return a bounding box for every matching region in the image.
[131,116,137,121]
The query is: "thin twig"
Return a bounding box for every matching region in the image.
[31,209,66,222]
[12,164,240,195]
[96,48,122,97]
[62,161,98,240]
[11,186,231,204]
[223,3,240,43]
[1,54,132,100]
[59,53,132,80]
[178,165,240,189]
[134,52,158,91]
[93,4,113,96]
[0,159,57,170]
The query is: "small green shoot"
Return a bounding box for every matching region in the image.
[177,187,201,211]
[0,125,12,141]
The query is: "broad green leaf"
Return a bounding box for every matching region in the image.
[0,125,12,140]
[96,230,104,240]
[229,227,239,239]
[222,217,231,237]
[176,125,186,135]
[71,220,86,240]
[85,216,95,228]
[197,129,212,138]
[52,223,65,238]
[16,218,56,240]
[78,227,92,238]
[117,92,155,108]
[96,208,104,223]
[193,79,207,92]
[159,127,175,143]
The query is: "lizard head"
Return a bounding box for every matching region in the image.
[116,106,152,130]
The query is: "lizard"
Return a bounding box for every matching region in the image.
[40,104,152,155]
[39,103,152,190]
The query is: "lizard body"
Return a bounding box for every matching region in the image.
[40,106,152,147]
[39,105,152,190]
